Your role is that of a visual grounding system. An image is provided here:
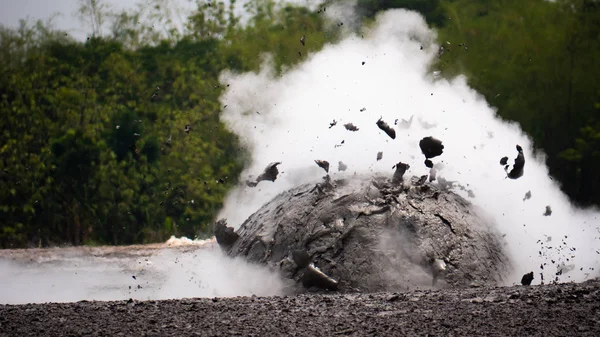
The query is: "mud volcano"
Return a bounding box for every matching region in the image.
[215,174,511,293]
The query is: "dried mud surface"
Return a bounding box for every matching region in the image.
[222,174,510,293]
[1,279,599,336]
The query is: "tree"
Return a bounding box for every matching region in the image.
[76,0,111,38]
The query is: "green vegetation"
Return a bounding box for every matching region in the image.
[1,0,598,248]
[355,0,600,206]
[0,0,335,248]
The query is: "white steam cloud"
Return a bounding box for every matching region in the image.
[218,9,600,285]
[0,240,290,305]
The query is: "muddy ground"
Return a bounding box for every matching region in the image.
[1,278,598,336]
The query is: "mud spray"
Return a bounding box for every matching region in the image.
[217,8,600,287]
[1,5,598,305]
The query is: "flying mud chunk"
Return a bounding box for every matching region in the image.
[376,151,383,161]
[521,271,534,286]
[523,191,532,201]
[315,160,330,173]
[392,162,410,184]
[247,162,282,187]
[344,123,359,131]
[329,120,337,129]
[419,136,444,168]
[338,161,348,172]
[499,156,508,166]
[376,117,396,139]
[543,205,552,216]
[505,145,525,179]
[214,219,239,248]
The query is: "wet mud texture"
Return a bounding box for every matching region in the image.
[1,279,599,336]
[220,174,511,293]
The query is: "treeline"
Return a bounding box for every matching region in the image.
[355,0,600,206]
[1,0,598,248]
[0,0,336,248]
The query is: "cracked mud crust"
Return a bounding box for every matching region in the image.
[1,279,599,336]
[220,174,510,292]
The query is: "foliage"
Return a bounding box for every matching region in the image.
[0,0,333,248]
[1,0,599,248]
[433,0,600,207]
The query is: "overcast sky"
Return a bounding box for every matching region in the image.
[0,0,316,40]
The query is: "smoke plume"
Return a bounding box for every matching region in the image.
[217,9,600,285]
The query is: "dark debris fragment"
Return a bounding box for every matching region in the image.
[344,123,359,131]
[376,117,396,139]
[505,145,525,179]
[247,162,282,187]
[543,205,552,216]
[329,120,337,129]
[315,160,330,173]
[419,137,444,159]
[499,156,508,166]
[376,151,383,161]
[521,271,534,286]
[392,162,410,184]
[338,161,348,172]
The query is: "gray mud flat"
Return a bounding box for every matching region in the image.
[1,279,599,336]
[219,174,511,292]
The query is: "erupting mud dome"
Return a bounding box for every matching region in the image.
[215,173,510,292]
[217,8,600,286]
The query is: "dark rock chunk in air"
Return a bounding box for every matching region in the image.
[315,160,330,173]
[544,205,552,216]
[300,34,306,46]
[223,174,511,293]
[214,219,239,248]
[338,161,348,172]
[499,156,508,166]
[523,191,531,201]
[376,151,383,161]
[247,162,282,187]
[425,159,434,168]
[419,137,444,159]
[344,123,359,131]
[376,118,396,139]
[329,120,337,129]
[392,162,410,184]
[505,145,525,179]
[521,272,534,286]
